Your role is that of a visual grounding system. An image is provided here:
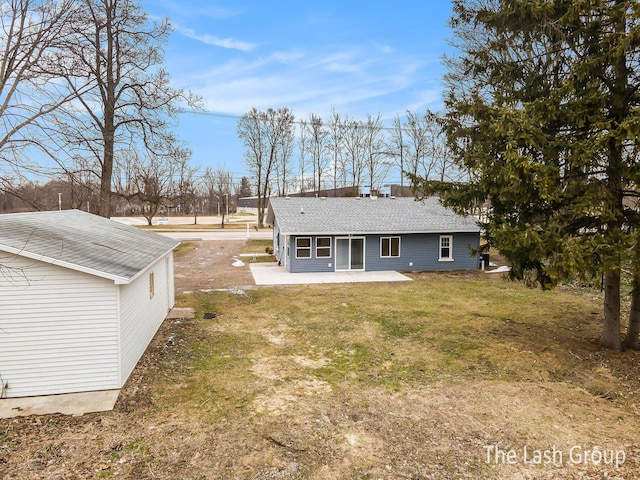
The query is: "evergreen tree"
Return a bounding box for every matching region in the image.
[237,176,253,199]
[415,0,640,350]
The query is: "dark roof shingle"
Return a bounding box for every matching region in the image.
[0,209,179,283]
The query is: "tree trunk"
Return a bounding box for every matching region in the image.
[256,195,263,228]
[98,138,114,218]
[98,151,113,218]
[625,274,640,350]
[601,270,622,350]
[600,2,626,352]
[98,1,116,219]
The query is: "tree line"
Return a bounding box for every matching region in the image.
[237,107,465,227]
[0,0,200,218]
[0,170,254,225]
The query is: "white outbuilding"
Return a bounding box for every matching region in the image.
[0,209,180,398]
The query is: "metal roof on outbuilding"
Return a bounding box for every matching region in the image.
[0,209,180,284]
[266,196,480,235]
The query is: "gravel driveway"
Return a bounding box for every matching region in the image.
[173,240,255,294]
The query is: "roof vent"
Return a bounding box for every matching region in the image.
[301,207,304,214]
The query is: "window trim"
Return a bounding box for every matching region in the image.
[380,236,401,258]
[316,236,332,258]
[439,235,454,261]
[295,237,312,259]
[149,271,155,298]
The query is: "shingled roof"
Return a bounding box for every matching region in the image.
[0,209,179,284]
[267,196,480,235]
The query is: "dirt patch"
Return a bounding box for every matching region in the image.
[173,240,255,294]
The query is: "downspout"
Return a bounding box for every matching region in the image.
[285,235,289,271]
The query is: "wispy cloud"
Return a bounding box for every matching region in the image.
[177,26,257,52]
[270,50,306,65]
[177,45,441,122]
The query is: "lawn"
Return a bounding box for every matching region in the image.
[1,273,639,479]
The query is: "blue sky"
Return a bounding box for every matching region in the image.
[141,1,455,184]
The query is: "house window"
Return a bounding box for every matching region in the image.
[380,237,400,257]
[149,272,155,298]
[295,237,311,258]
[439,235,453,261]
[316,237,331,258]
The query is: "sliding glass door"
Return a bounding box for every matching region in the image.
[335,237,365,271]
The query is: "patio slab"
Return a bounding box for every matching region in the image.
[250,263,412,285]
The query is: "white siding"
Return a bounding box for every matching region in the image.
[166,253,175,311]
[0,252,120,398]
[118,252,174,385]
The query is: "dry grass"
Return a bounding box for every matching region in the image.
[244,239,274,254]
[173,241,197,258]
[2,273,640,479]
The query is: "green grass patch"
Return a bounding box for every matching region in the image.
[244,239,273,253]
[154,273,621,421]
[173,241,196,258]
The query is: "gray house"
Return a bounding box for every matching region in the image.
[266,196,481,273]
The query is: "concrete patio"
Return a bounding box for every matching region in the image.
[250,263,412,285]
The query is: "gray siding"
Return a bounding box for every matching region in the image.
[283,232,480,273]
[286,235,335,273]
[0,252,120,398]
[365,233,480,271]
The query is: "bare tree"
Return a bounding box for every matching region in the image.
[326,107,344,191]
[173,149,199,222]
[52,0,200,218]
[297,118,309,194]
[238,107,294,227]
[341,116,367,190]
[63,156,99,211]
[274,118,295,196]
[114,149,179,225]
[387,114,408,190]
[0,0,82,174]
[238,108,267,226]
[361,113,389,193]
[203,166,233,227]
[305,113,329,192]
[423,110,458,182]
[404,110,429,181]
